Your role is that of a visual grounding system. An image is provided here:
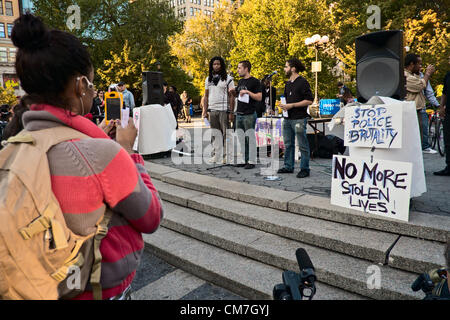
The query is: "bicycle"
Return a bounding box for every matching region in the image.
[427,108,445,156]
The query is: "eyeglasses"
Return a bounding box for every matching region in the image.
[76,76,96,91]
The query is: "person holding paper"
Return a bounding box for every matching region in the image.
[203,56,235,163]
[278,58,313,178]
[230,60,262,169]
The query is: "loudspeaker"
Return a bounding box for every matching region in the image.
[142,71,164,105]
[355,30,405,102]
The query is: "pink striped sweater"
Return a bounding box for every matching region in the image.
[22,104,163,300]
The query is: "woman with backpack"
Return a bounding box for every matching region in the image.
[3,13,163,300]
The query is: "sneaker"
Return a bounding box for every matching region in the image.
[208,157,217,164]
[296,170,310,178]
[423,148,438,154]
[277,167,294,174]
[433,167,450,176]
[244,163,255,169]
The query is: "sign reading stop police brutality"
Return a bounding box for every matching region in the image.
[331,155,412,222]
[344,104,402,148]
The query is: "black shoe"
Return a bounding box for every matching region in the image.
[296,170,310,178]
[434,167,450,176]
[244,163,255,169]
[234,163,246,167]
[277,167,294,174]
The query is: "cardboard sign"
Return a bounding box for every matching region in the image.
[344,104,402,148]
[331,155,412,222]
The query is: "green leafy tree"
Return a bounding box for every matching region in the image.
[169,0,238,96]
[229,0,337,98]
[32,0,195,103]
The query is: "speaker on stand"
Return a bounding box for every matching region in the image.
[142,71,165,106]
[355,30,406,103]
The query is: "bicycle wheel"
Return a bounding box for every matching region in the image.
[428,116,436,149]
[437,120,445,156]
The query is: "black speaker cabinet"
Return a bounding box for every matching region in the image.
[355,30,405,102]
[142,71,164,105]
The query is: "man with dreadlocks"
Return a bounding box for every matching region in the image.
[202,56,235,164]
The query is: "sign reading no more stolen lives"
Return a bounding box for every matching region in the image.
[344,104,402,148]
[331,155,412,222]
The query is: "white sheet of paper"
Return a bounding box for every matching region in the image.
[121,108,130,128]
[238,93,250,104]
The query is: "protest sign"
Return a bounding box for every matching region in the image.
[331,155,412,222]
[344,104,402,148]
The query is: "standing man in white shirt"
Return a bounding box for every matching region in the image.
[202,56,235,164]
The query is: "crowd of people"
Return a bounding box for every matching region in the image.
[0,12,449,301]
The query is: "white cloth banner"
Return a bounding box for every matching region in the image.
[133,104,177,154]
[331,155,412,222]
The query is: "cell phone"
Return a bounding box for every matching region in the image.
[105,91,123,125]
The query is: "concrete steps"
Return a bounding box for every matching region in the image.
[143,227,366,300]
[145,162,450,243]
[152,179,446,275]
[144,162,449,300]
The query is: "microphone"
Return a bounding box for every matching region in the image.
[296,248,317,298]
[296,248,315,272]
[267,71,278,79]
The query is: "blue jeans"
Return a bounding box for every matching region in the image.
[419,108,430,149]
[235,112,257,164]
[282,118,310,171]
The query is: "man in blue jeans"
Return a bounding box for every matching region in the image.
[419,71,440,154]
[231,60,262,169]
[278,58,313,178]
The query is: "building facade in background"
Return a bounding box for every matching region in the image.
[0,0,24,97]
[169,0,243,20]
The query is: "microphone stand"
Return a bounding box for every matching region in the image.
[263,75,281,181]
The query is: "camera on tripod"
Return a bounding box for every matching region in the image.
[411,268,448,300]
[273,248,317,300]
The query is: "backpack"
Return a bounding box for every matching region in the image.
[0,126,112,300]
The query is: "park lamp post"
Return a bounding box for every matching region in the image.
[305,34,329,107]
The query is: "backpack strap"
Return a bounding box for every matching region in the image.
[8,126,89,153]
[90,209,114,300]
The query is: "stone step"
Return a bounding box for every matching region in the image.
[153,179,446,274]
[145,162,450,243]
[156,201,423,300]
[143,227,367,300]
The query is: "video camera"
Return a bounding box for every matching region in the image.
[411,268,448,300]
[273,248,317,300]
